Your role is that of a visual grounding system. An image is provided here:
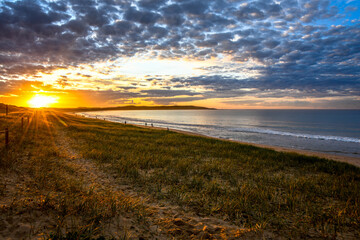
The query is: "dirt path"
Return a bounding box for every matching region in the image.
[55,128,266,239]
[0,119,268,239]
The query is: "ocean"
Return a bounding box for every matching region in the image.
[79,109,360,158]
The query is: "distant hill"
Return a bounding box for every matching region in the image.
[51,105,215,112]
[0,103,27,113]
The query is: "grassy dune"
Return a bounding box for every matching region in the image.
[1,109,359,239]
[1,110,147,239]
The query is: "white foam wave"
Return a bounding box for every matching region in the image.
[230,128,360,143]
[80,113,360,144]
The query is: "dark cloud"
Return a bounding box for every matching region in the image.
[124,7,160,25]
[65,19,89,35]
[4,0,70,25]
[100,21,134,36]
[84,7,110,27]
[0,0,359,108]
[221,98,360,109]
[0,0,351,67]
[161,13,185,27]
[149,97,205,105]
[170,68,360,100]
[141,89,198,97]
[139,0,167,10]
[181,1,208,15]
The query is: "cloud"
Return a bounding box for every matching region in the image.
[181,1,208,15]
[0,0,359,108]
[138,0,167,10]
[124,7,160,25]
[149,96,205,105]
[141,89,199,97]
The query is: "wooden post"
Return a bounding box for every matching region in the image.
[5,105,8,116]
[5,128,9,149]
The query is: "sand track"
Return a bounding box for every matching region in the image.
[54,128,267,239]
[0,118,270,239]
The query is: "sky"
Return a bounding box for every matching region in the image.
[0,0,359,109]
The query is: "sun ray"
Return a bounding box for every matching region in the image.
[49,111,69,127]
[18,111,35,146]
[41,110,55,145]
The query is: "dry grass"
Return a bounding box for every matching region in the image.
[1,108,359,239]
[58,111,360,239]
[0,110,149,239]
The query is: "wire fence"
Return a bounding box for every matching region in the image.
[0,128,9,149]
[0,104,29,150]
[0,105,8,149]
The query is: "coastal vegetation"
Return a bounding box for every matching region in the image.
[0,108,359,239]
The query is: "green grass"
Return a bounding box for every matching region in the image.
[51,111,360,239]
[1,109,359,239]
[0,110,143,239]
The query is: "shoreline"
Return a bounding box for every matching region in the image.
[74,113,360,168]
[147,125,360,168]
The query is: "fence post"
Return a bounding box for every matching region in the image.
[5,128,9,149]
[6,105,8,116]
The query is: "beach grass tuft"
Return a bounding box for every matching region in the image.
[55,111,360,238]
[1,109,359,239]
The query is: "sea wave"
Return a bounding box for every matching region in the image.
[230,128,360,143]
[81,113,360,144]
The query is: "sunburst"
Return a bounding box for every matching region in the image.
[28,94,58,108]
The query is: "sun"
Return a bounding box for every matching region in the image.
[28,94,58,108]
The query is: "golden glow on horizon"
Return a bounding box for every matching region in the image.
[28,94,58,108]
[0,55,341,109]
